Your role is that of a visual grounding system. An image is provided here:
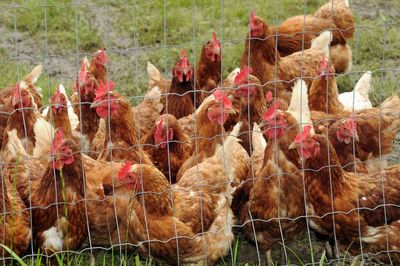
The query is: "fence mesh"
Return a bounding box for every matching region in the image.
[0,0,399,265]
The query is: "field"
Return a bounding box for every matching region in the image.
[0,0,399,265]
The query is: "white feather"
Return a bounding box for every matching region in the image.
[339,71,373,111]
[42,226,63,251]
[252,123,266,153]
[311,31,332,58]
[3,129,27,160]
[224,68,241,86]
[32,117,54,158]
[59,84,80,130]
[287,80,313,133]
[147,62,162,88]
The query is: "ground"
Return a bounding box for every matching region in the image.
[0,0,399,265]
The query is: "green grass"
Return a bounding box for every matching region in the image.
[0,0,399,265]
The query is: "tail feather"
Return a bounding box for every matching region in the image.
[3,129,27,160]
[147,62,162,88]
[252,123,266,153]
[224,68,241,87]
[24,65,43,85]
[215,122,242,193]
[380,95,400,116]
[311,31,332,57]
[59,84,80,130]
[287,80,313,133]
[354,71,372,99]
[32,117,54,158]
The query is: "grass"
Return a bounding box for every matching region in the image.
[0,0,399,265]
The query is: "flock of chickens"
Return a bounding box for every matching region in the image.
[1,0,400,264]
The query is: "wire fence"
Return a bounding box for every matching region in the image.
[0,0,400,265]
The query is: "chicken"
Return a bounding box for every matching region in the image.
[311,95,400,172]
[197,32,222,98]
[308,56,347,114]
[178,68,243,137]
[131,82,164,137]
[71,61,101,154]
[146,62,171,108]
[81,156,132,248]
[112,163,235,265]
[42,84,80,131]
[163,50,203,119]
[45,84,79,142]
[7,129,87,253]
[323,116,369,173]
[270,0,354,73]
[88,48,108,83]
[0,65,44,110]
[231,122,305,263]
[0,96,14,148]
[339,71,373,111]
[0,162,31,256]
[233,66,267,155]
[240,11,331,103]
[178,122,246,194]
[176,90,248,183]
[1,84,53,159]
[89,80,152,164]
[141,114,192,184]
[288,124,400,261]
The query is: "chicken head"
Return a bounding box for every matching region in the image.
[92,48,107,69]
[91,80,120,118]
[117,160,143,191]
[207,89,235,125]
[336,116,359,144]
[205,32,221,62]
[154,116,174,149]
[49,129,75,170]
[12,83,32,111]
[249,10,265,38]
[51,85,67,114]
[260,102,289,139]
[234,66,257,99]
[173,50,193,82]
[289,125,320,159]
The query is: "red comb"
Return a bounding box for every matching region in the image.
[118,160,132,180]
[214,89,232,108]
[320,56,328,71]
[262,101,277,120]
[294,125,312,143]
[265,91,273,103]
[234,66,253,85]
[78,61,87,82]
[346,116,357,129]
[180,50,188,68]
[250,10,256,23]
[212,32,218,42]
[99,48,106,64]
[56,85,61,96]
[95,80,115,100]
[13,82,21,99]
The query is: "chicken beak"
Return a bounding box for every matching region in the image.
[353,131,360,142]
[90,101,100,108]
[258,121,267,129]
[288,141,298,150]
[224,107,237,115]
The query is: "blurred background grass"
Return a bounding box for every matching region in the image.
[0,0,399,105]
